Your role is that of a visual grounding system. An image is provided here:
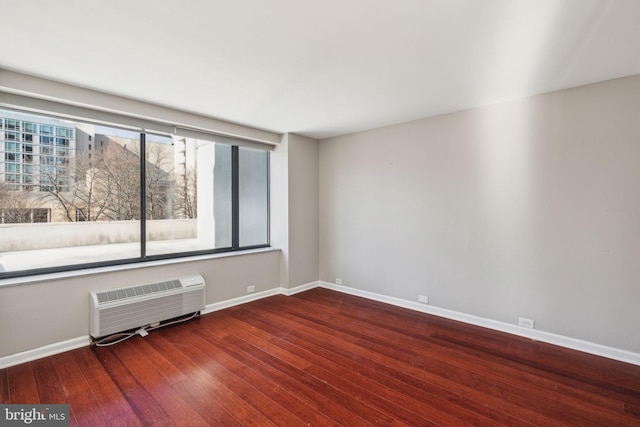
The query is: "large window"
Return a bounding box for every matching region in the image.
[0,109,270,277]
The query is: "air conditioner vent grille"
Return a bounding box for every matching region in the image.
[96,279,182,304]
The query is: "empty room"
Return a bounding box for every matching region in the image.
[1,0,640,425]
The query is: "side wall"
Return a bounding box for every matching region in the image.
[319,75,640,353]
[288,134,320,287]
[270,133,320,289]
[0,251,280,358]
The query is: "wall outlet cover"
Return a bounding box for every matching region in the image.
[518,317,535,329]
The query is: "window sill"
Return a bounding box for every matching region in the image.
[0,247,280,288]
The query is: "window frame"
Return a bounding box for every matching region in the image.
[0,107,271,280]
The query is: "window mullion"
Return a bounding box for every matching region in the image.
[231,145,239,249]
[140,133,147,259]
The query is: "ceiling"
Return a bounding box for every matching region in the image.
[1,0,640,140]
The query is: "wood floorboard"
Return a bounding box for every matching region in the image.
[291,307,622,425]
[73,346,143,427]
[4,288,640,426]
[297,289,640,403]
[166,323,341,426]
[155,328,306,427]
[31,357,80,426]
[232,297,566,426]
[7,361,39,404]
[192,322,379,426]
[227,314,529,426]
[141,331,281,427]
[96,345,171,426]
[32,358,68,404]
[51,350,111,427]
[218,309,505,426]
[135,330,249,426]
[0,369,9,404]
[238,292,640,426]
[107,340,212,427]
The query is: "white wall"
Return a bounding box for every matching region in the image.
[271,133,320,288]
[288,134,320,287]
[319,75,640,353]
[0,250,280,358]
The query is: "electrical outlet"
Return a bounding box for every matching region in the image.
[418,295,429,304]
[247,286,255,293]
[335,278,343,285]
[518,317,534,329]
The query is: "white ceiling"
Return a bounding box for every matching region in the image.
[1,0,640,139]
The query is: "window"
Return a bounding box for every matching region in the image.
[56,127,73,138]
[5,119,20,130]
[23,122,37,133]
[0,109,270,277]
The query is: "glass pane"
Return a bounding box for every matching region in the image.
[214,143,232,248]
[0,109,141,273]
[144,136,232,256]
[238,147,269,247]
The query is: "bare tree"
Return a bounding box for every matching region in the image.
[41,134,188,223]
[174,168,197,219]
[145,143,173,220]
[41,150,113,221]
[39,157,83,222]
[42,142,141,221]
[0,183,37,223]
[98,143,140,221]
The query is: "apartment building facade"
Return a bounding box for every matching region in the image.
[0,110,76,222]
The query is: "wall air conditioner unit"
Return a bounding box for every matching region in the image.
[89,274,205,338]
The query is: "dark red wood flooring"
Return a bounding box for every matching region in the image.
[2,288,640,426]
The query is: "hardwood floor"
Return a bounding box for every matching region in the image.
[2,288,640,426]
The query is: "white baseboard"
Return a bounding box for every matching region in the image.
[201,287,283,315]
[201,281,321,313]
[3,280,638,369]
[0,336,91,370]
[282,281,321,296]
[318,281,640,366]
